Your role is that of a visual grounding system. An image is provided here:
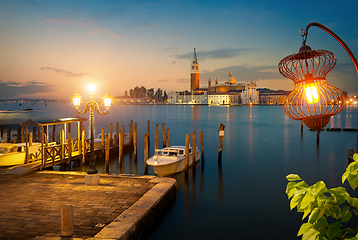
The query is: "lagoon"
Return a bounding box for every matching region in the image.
[1,102,358,239]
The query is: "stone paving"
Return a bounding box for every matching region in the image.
[0,171,158,240]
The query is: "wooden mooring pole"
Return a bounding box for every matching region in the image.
[101,128,105,157]
[29,131,33,147]
[155,124,159,150]
[162,123,166,148]
[119,131,123,166]
[130,120,133,149]
[166,128,170,148]
[7,126,11,143]
[105,133,109,173]
[17,125,21,143]
[200,131,204,161]
[192,131,196,164]
[185,133,190,171]
[116,122,119,146]
[134,123,137,157]
[144,133,149,174]
[147,120,150,145]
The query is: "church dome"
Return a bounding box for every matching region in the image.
[227,72,236,84]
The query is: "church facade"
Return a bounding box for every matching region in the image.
[168,48,259,105]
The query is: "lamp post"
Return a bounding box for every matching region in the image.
[73,81,112,174]
[278,22,358,142]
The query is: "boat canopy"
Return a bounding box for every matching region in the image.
[20,116,87,127]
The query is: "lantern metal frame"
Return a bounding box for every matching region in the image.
[279,22,358,137]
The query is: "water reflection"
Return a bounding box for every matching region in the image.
[248,105,253,160]
[190,105,200,120]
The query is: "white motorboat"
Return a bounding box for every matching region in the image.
[146,146,201,176]
[0,142,41,167]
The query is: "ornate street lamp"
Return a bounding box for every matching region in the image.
[278,22,358,141]
[73,81,112,174]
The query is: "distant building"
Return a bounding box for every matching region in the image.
[258,89,290,105]
[190,48,200,92]
[168,48,260,105]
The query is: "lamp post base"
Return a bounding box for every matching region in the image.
[85,173,100,186]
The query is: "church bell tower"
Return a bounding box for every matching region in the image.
[190,48,199,91]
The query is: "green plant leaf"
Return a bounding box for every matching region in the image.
[286,182,296,195]
[327,224,340,239]
[290,194,304,210]
[302,228,319,240]
[287,174,302,181]
[301,193,315,209]
[341,206,352,222]
[353,153,358,161]
[327,204,341,219]
[302,204,314,220]
[348,174,358,190]
[342,170,350,184]
[298,222,313,236]
[314,181,326,195]
[347,197,358,208]
[308,208,322,224]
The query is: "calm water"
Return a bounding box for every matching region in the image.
[1,102,358,239]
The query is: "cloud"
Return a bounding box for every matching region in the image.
[175,47,255,60]
[86,29,108,35]
[41,67,91,78]
[199,64,283,87]
[45,18,75,24]
[175,78,188,83]
[0,80,57,99]
[158,79,170,82]
[112,32,125,39]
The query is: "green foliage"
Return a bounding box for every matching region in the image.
[286,153,358,240]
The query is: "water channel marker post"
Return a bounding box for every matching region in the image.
[72,81,112,186]
[218,123,225,162]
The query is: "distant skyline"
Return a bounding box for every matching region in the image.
[1,0,358,100]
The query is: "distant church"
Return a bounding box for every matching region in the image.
[169,48,259,105]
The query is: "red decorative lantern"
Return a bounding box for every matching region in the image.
[278,44,344,135]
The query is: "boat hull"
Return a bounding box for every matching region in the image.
[149,150,200,176]
[0,152,26,166]
[0,143,41,167]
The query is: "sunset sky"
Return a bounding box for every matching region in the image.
[1,0,358,100]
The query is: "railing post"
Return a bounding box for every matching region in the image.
[82,130,86,164]
[67,133,72,165]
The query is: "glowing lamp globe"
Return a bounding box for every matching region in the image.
[103,94,112,108]
[72,93,81,107]
[278,44,344,133]
[88,81,96,93]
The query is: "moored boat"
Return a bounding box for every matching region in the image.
[0,142,41,167]
[146,146,201,176]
